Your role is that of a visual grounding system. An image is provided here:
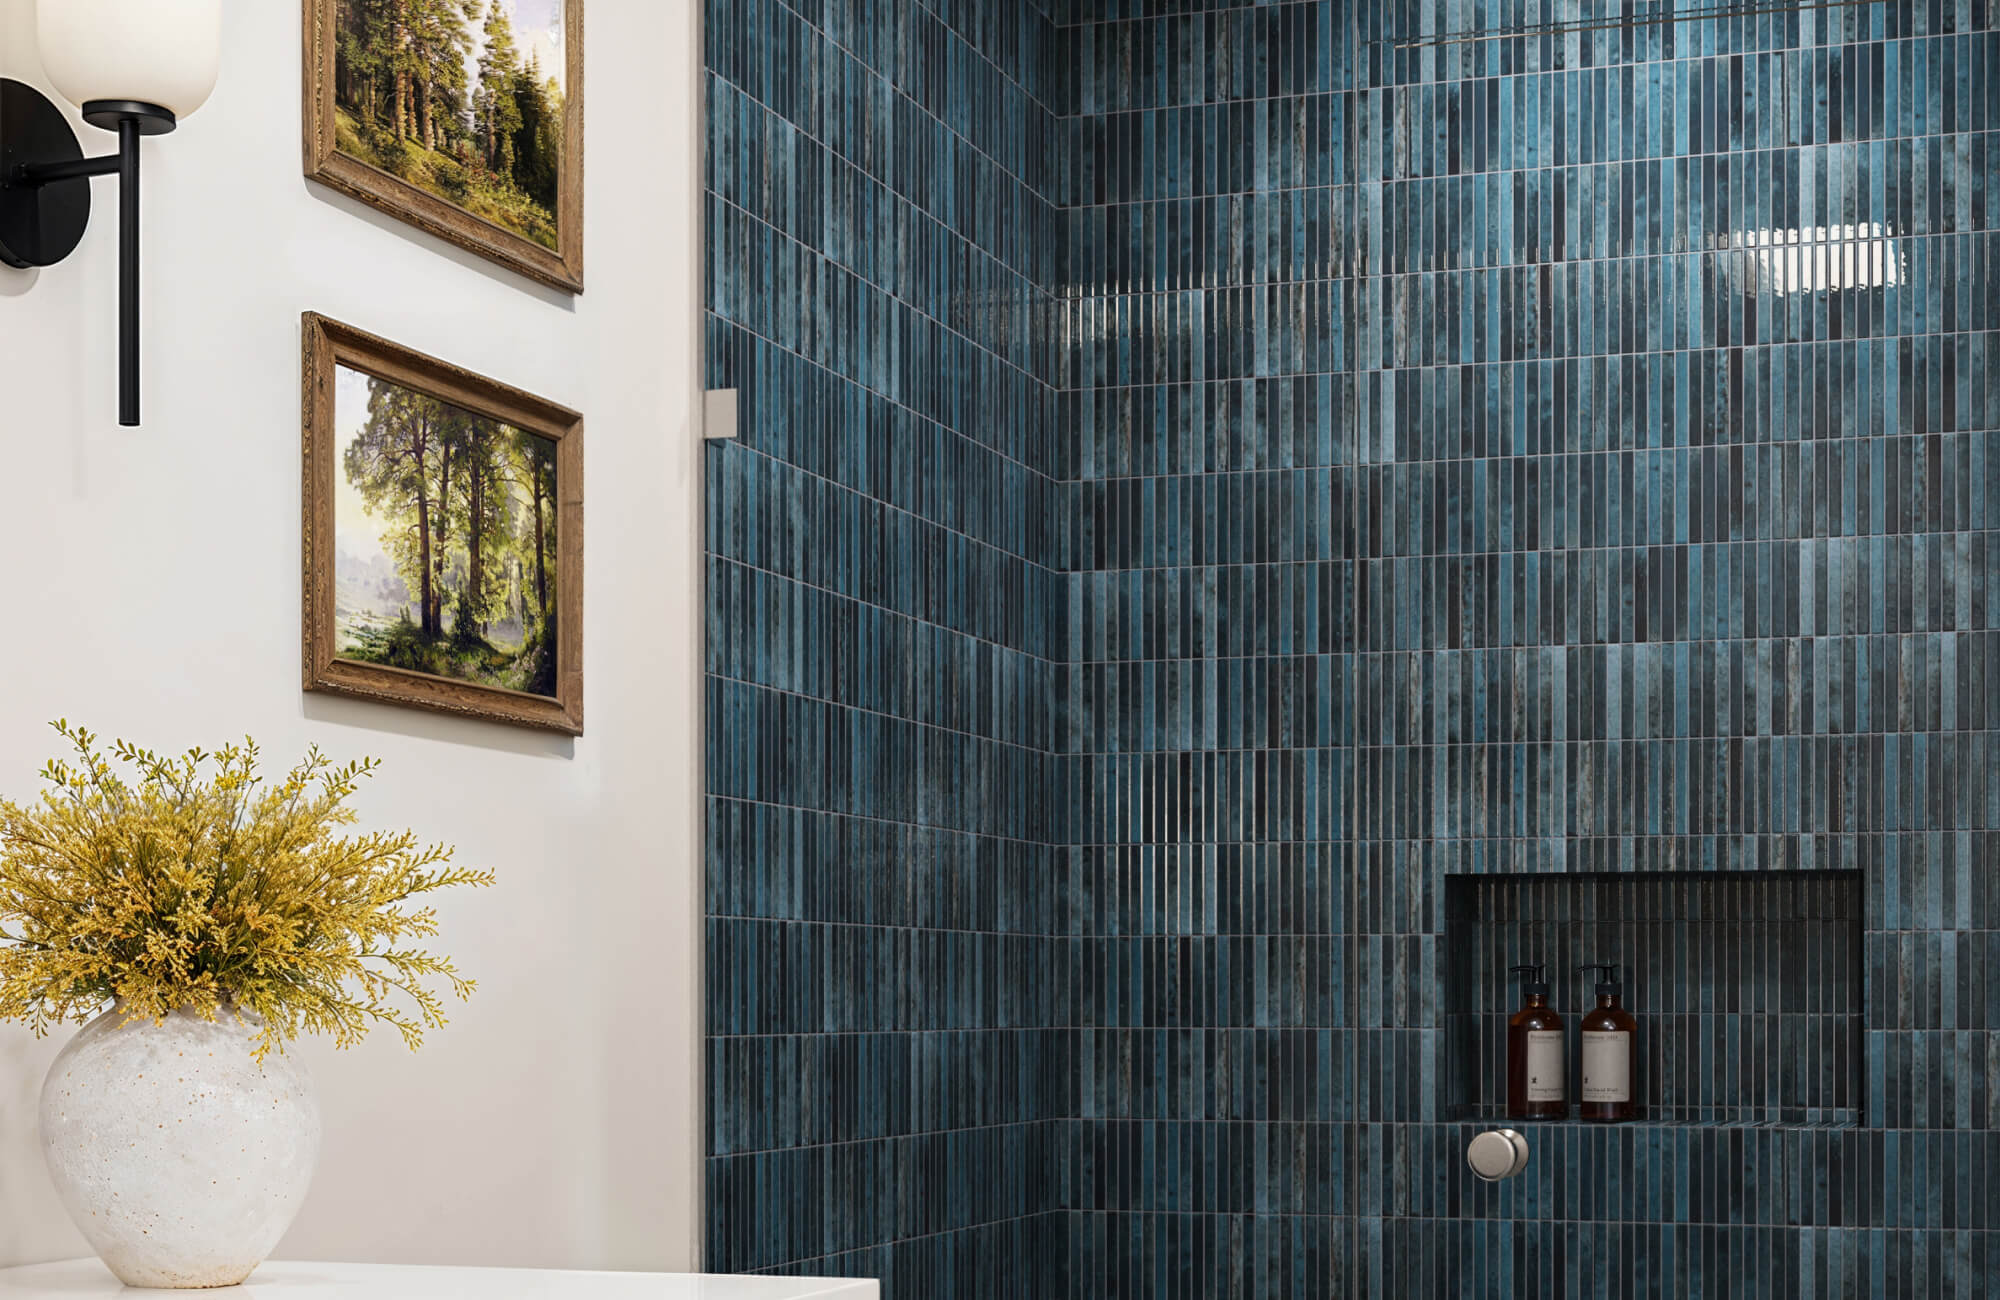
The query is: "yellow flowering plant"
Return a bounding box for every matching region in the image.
[0,721,492,1059]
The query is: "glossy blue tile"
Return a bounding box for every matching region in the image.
[710,1,2000,1295]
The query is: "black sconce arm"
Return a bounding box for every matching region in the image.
[12,144,124,185]
[0,81,176,428]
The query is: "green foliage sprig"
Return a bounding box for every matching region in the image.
[0,721,492,1059]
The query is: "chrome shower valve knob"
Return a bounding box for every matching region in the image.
[1466,1129,1531,1182]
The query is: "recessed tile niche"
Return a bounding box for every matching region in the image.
[1444,870,1865,1128]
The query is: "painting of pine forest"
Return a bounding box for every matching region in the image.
[333,0,566,250]
[335,365,560,697]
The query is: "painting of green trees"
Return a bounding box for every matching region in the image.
[333,0,566,250]
[335,365,560,697]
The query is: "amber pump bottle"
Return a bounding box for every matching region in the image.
[1577,964,1638,1122]
[1505,964,1565,1119]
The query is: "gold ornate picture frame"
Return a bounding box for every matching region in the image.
[302,312,583,734]
[303,0,584,292]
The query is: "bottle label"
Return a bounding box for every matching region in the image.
[1581,1031,1631,1103]
[1525,1030,1564,1102]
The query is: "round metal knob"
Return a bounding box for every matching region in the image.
[1466,1128,1530,1181]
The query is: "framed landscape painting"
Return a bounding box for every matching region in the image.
[304,0,584,292]
[302,313,583,734]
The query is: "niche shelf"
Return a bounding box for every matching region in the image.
[1443,870,1865,1129]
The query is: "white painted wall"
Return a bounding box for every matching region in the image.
[0,0,704,1273]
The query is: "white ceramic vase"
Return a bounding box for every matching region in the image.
[39,1003,321,1289]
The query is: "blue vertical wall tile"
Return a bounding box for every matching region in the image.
[1057,1,2000,1295]
[705,0,1072,1295]
[711,0,2000,1295]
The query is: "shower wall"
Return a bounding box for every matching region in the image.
[703,0,1072,1294]
[1058,0,1361,1291]
[710,0,1999,1296]
[1059,1,1998,1296]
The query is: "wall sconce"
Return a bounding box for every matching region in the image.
[0,0,221,427]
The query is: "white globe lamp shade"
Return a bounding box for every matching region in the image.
[36,0,222,122]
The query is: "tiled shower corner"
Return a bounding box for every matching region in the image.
[707,0,2000,1296]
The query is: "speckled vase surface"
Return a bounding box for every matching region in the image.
[39,1003,321,1289]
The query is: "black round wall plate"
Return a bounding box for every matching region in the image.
[0,78,92,270]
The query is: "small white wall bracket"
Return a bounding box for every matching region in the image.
[703,388,739,441]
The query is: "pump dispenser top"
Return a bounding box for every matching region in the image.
[1509,963,1550,997]
[1579,963,1623,997]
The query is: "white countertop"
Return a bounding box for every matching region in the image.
[0,1261,878,1299]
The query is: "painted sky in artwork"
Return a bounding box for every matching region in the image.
[465,0,567,97]
[335,366,390,550]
